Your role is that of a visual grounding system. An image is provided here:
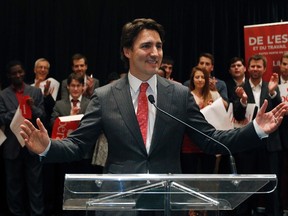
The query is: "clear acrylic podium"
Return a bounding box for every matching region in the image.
[63,174,277,215]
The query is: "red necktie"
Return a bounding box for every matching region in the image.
[137,83,149,145]
[71,99,79,107]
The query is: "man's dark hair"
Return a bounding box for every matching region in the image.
[71,53,88,66]
[67,72,85,85]
[6,60,24,74]
[198,53,214,65]
[229,57,245,67]
[248,54,267,68]
[161,56,174,65]
[120,18,165,68]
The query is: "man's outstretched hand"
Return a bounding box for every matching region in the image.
[20,118,50,155]
[256,100,288,134]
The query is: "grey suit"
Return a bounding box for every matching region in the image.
[45,76,262,173]
[50,96,90,126]
[43,75,266,216]
[0,84,45,216]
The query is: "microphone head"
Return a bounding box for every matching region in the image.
[148,95,155,104]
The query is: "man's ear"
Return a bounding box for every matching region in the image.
[123,47,131,59]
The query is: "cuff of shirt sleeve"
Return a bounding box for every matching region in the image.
[39,140,51,157]
[253,119,268,139]
[269,91,277,99]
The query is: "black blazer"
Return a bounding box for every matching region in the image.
[234,79,282,152]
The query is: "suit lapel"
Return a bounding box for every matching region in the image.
[244,80,255,103]
[112,77,146,151]
[149,77,173,153]
[6,86,19,109]
[260,82,268,106]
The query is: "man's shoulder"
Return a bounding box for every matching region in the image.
[61,79,67,85]
[54,98,69,106]
[215,77,226,84]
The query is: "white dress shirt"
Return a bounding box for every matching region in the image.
[128,72,157,154]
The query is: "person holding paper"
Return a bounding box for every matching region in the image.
[181,66,227,173]
[31,58,60,133]
[181,66,228,216]
[51,72,90,125]
[51,72,101,215]
[19,18,288,216]
[0,60,45,216]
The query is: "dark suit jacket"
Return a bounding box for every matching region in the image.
[234,79,282,152]
[278,79,288,149]
[45,76,263,174]
[0,84,45,159]
[50,96,90,126]
[225,78,247,121]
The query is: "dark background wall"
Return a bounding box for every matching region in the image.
[0,0,287,88]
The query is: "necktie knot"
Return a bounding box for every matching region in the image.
[140,82,149,92]
[71,99,79,107]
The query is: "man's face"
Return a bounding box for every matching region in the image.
[248,59,266,80]
[34,61,49,81]
[123,29,163,81]
[8,65,25,86]
[67,79,84,99]
[161,63,173,78]
[72,58,87,76]
[229,60,246,79]
[280,57,288,78]
[198,56,214,74]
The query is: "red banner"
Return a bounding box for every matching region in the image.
[244,22,288,81]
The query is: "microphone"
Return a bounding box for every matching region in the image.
[148,95,237,175]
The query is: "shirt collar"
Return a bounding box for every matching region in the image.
[11,83,25,93]
[69,95,82,102]
[280,76,288,84]
[249,78,262,88]
[128,72,157,94]
[233,77,245,86]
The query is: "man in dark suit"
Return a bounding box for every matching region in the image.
[20,19,287,216]
[0,60,46,215]
[232,54,283,216]
[278,52,288,149]
[278,52,288,212]
[61,53,100,99]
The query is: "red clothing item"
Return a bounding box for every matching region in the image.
[182,133,202,153]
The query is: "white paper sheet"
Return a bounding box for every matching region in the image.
[0,128,7,146]
[10,107,25,147]
[200,98,234,130]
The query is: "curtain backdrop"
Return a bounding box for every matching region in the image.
[0,0,287,88]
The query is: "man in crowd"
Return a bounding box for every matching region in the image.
[0,60,46,215]
[61,53,100,99]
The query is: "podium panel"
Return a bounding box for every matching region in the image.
[63,174,276,212]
